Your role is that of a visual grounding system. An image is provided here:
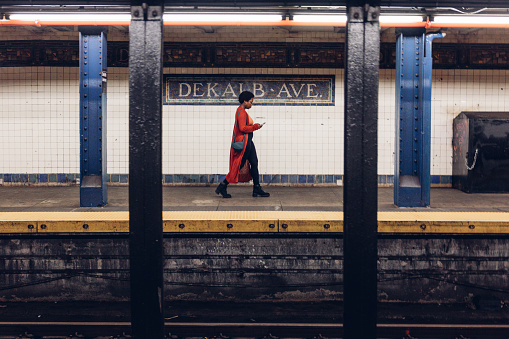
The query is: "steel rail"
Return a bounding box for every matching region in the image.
[1,322,509,338]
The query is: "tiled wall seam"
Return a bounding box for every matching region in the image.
[0,173,453,187]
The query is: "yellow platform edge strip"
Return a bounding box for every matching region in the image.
[1,211,509,234]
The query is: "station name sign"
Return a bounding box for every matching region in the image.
[164,75,335,106]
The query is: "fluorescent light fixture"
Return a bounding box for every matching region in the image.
[292,14,347,24]
[163,13,282,23]
[433,15,509,25]
[379,15,424,24]
[9,13,131,22]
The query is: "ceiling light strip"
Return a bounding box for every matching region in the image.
[3,13,509,28]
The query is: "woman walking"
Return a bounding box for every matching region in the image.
[215,91,270,198]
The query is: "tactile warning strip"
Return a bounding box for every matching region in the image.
[0,211,508,233]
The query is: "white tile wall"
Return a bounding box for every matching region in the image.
[1,66,509,176]
[378,69,396,175]
[0,67,80,173]
[107,67,129,174]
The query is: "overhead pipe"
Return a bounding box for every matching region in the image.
[162,18,346,26]
[2,17,509,28]
[0,18,342,27]
[0,19,131,26]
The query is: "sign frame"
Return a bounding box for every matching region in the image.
[164,74,335,106]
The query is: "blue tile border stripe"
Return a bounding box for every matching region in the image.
[0,174,453,186]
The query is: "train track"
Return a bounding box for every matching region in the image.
[1,322,509,338]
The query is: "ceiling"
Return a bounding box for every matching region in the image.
[0,1,508,6]
[1,1,509,15]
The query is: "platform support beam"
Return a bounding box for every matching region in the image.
[79,27,107,207]
[128,2,164,338]
[343,3,380,339]
[395,29,444,207]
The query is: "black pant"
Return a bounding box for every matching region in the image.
[240,139,260,186]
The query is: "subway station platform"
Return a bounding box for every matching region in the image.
[2,185,509,330]
[1,185,509,234]
[3,185,509,212]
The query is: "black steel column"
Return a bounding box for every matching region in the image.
[129,2,164,338]
[343,3,380,338]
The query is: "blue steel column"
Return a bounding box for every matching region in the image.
[421,33,445,202]
[394,29,443,207]
[129,2,164,338]
[343,3,379,338]
[79,27,107,207]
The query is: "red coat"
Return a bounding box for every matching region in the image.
[225,106,260,184]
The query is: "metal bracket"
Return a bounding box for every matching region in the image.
[366,6,380,23]
[131,4,162,21]
[347,5,380,22]
[147,6,162,21]
[131,6,145,21]
[348,7,364,23]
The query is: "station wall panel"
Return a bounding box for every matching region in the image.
[1,26,509,183]
[1,67,509,180]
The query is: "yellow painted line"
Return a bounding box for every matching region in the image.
[0,211,509,234]
[0,221,38,233]
[0,212,129,233]
[0,211,279,233]
[378,220,509,233]
[163,211,278,232]
[378,211,509,222]
[378,211,509,234]
[0,212,129,221]
[38,220,129,233]
[279,211,343,233]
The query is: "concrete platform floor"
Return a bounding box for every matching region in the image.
[1,185,509,212]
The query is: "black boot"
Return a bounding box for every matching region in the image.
[215,182,231,198]
[253,184,270,197]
